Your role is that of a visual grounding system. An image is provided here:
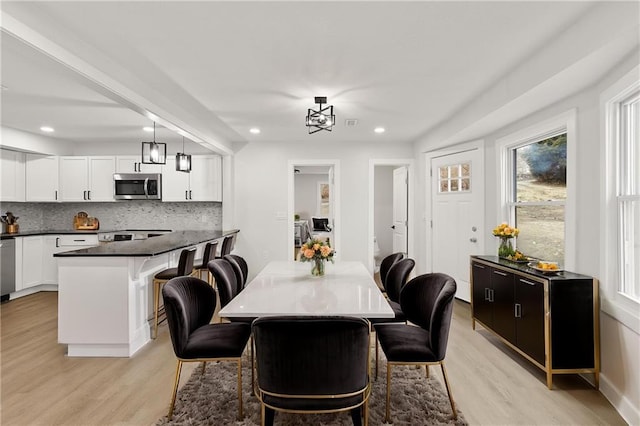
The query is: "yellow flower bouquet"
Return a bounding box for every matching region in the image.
[493,223,519,257]
[299,238,335,276]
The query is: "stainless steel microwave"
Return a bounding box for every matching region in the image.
[113,173,162,200]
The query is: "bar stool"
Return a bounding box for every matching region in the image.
[194,241,219,286]
[152,247,196,339]
[217,234,235,259]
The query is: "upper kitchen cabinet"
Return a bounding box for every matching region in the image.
[59,156,116,202]
[162,155,222,202]
[0,149,25,202]
[116,156,164,174]
[25,154,59,201]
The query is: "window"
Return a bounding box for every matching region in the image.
[497,110,576,270]
[438,162,471,193]
[510,134,567,263]
[601,67,639,332]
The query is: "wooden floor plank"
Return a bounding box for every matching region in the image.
[0,292,626,425]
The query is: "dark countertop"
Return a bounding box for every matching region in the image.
[1,229,113,240]
[54,230,238,258]
[472,255,593,280]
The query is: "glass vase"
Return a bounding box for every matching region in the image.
[311,259,325,277]
[498,237,515,258]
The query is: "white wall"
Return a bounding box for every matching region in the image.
[374,166,394,259]
[415,52,640,424]
[232,140,413,278]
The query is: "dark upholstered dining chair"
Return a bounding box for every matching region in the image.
[207,258,241,308]
[152,247,196,339]
[224,254,248,291]
[374,273,458,423]
[217,234,235,259]
[379,252,404,292]
[193,240,218,286]
[369,257,415,376]
[162,276,251,420]
[252,316,371,426]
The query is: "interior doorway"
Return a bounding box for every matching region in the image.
[288,160,340,261]
[368,159,414,274]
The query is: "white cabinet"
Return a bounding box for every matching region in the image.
[162,155,222,202]
[116,156,163,174]
[19,236,43,290]
[25,154,59,201]
[59,156,115,202]
[42,235,66,284]
[0,149,25,202]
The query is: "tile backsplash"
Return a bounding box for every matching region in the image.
[0,201,222,232]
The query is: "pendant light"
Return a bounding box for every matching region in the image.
[141,122,167,164]
[176,136,192,173]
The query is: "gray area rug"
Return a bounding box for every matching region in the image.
[157,353,467,425]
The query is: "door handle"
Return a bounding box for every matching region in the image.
[55,237,59,248]
[514,303,522,318]
[185,190,189,200]
[493,270,508,276]
[189,190,192,200]
[469,237,477,243]
[87,190,91,200]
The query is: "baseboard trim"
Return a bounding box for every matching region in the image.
[600,372,640,425]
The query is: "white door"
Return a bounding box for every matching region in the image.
[431,149,484,302]
[392,166,408,256]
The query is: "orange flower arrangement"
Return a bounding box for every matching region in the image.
[299,238,335,263]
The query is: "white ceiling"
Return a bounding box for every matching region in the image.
[0,1,636,154]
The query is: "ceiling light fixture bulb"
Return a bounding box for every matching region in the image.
[250,128,261,134]
[143,126,154,132]
[374,127,385,134]
[40,126,54,132]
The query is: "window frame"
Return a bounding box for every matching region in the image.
[600,66,640,333]
[496,110,577,271]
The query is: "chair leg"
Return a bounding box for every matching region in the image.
[263,405,275,426]
[364,398,369,426]
[168,360,183,420]
[350,406,362,426]
[153,279,162,339]
[201,362,206,374]
[250,337,255,396]
[375,336,379,380]
[237,359,243,420]
[440,362,457,420]
[425,365,429,378]
[385,363,392,424]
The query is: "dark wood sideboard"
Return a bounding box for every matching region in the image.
[470,255,599,389]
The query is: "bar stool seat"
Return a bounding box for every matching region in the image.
[194,241,219,286]
[152,247,196,339]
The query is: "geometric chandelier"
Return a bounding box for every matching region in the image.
[305,96,335,134]
[141,122,167,164]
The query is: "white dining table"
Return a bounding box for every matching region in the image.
[218,261,394,319]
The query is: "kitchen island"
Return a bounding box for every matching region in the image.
[54,230,238,357]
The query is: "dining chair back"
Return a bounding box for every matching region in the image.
[252,316,371,426]
[374,273,458,422]
[379,252,404,291]
[207,258,240,307]
[384,258,415,304]
[219,234,235,258]
[224,254,248,291]
[162,276,251,420]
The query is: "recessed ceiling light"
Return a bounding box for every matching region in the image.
[143,126,154,132]
[250,128,261,134]
[40,126,54,132]
[374,127,385,133]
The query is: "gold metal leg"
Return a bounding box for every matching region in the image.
[168,360,183,420]
[201,362,206,374]
[364,398,369,426]
[425,365,429,378]
[261,403,266,426]
[153,280,162,339]
[385,364,391,423]
[594,371,600,390]
[237,359,243,420]
[546,370,553,389]
[440,362,457,420]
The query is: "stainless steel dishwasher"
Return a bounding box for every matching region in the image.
[1,238,16,301]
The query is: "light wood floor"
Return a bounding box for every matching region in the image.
[1,291,626,425]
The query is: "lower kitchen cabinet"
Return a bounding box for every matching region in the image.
[14,234,99,295]
[470,255,598,389]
